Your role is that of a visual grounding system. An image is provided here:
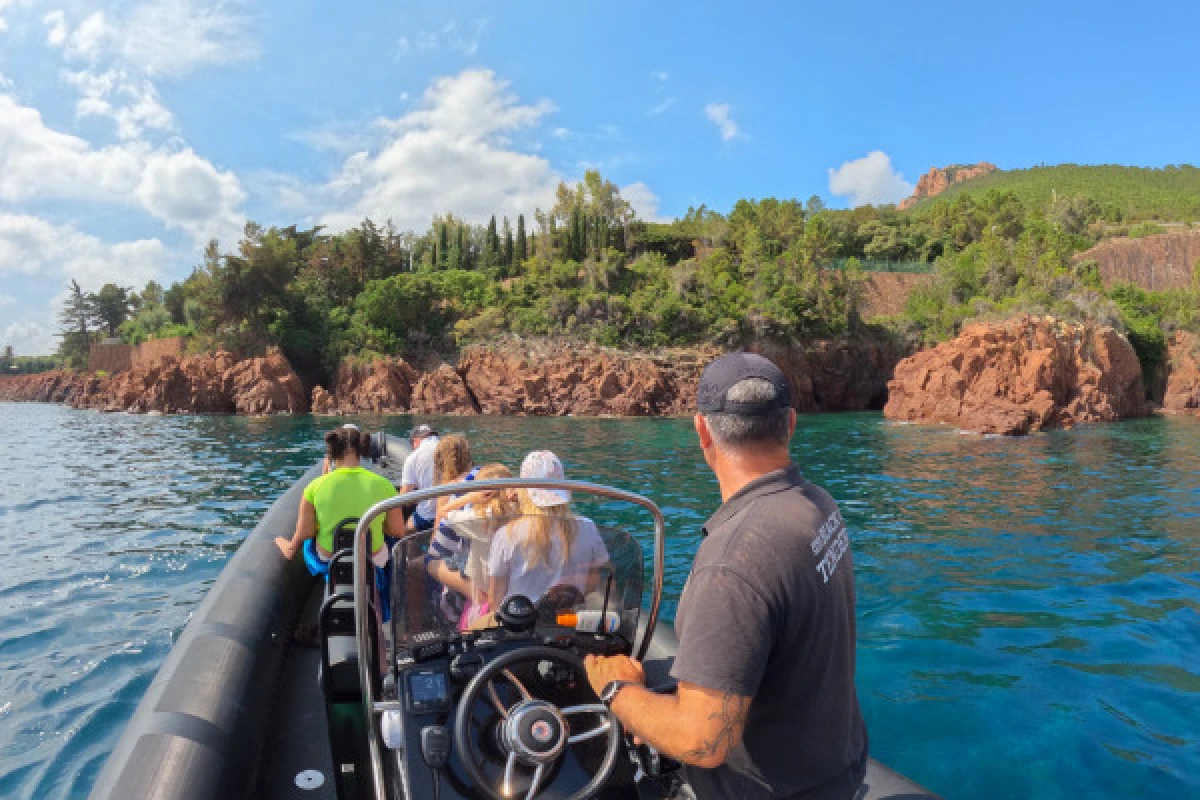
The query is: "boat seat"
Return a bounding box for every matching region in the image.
[324,632,361,699]
[327,518,359,592]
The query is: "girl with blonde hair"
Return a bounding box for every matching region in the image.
[486,451,609,605]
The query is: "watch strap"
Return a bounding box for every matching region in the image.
[600,679,635,707]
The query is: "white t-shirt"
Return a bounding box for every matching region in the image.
[400,435,439,520]
[487,515,609,602]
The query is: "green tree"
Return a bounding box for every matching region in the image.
[57,279,91,368]
[516,214,528,262]
[88,283,134,336]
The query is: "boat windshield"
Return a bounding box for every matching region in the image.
[391,509,644,645]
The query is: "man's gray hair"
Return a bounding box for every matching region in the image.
[704,378,791,449]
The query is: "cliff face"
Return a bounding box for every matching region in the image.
[312,338,911,418]
[898,162,998,210]
[883,316,1146,434]
[1164,331,1200,414]
[1073,231,1200,291]
[0,349,308,414]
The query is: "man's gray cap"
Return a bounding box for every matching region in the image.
[409,424,438,438]
[696,352,791,414]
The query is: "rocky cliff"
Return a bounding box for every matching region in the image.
[0,348,308,414]
[1073,231,1200,291]
[1163,331,1200,415]
[883,316,1146,434]
[311,338,910,418]
[898,162,998,210]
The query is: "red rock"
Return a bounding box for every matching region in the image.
[311,385,337,414]
[1163,331,1200,414]
[331,358,420,412]
[411,365,477,414]
[884,316,1146,434]
[225,348,308,414]
[898,162,997,210]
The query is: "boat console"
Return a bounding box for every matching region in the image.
[340,478,669,800]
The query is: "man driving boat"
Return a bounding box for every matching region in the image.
[584,353,868,800]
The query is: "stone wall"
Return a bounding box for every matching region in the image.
[88,336,186,373]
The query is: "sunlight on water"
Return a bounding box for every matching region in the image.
[0,404,1197,798]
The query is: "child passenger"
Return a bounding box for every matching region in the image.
[485,450,609,605]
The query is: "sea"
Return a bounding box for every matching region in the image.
[0,403,1197,799]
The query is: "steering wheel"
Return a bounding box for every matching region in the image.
[454,646,623,800]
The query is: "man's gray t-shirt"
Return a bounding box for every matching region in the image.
[671,465,867,799]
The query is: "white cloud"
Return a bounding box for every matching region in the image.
[292,69,560,232]
[43,9,68,45]
[651,70,669,81]
[0,90,244,245]
[398,18,488,58]
[0,213,165,287]
[704,102,739,141]
[2,320,56,356]
[49,1,258,76]
[65,69,175,140]
[827,150,914,207]
[622,181,668,223]
[0,293,14,305]
[648,97,675,116]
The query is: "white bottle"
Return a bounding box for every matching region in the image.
[573,610,621,633]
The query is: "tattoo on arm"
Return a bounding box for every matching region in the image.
[681,692,751,764]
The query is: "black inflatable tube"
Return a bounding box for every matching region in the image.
[89,461,321,799]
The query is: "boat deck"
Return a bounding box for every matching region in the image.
[258,583,338,800]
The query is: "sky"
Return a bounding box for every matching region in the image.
[1,0,1197,355]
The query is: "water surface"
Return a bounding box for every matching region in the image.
[0,404,1197,798]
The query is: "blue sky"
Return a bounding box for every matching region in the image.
[1,0,1197,354]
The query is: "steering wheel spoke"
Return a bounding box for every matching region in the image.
[525,764,547,800]
[488,668,534,718]
[562,704,613,744]
[502,752,518,797]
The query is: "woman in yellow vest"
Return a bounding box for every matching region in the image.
[275,425,404,572]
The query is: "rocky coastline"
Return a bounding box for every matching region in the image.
[4,322,1198,434]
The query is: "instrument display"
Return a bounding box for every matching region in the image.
[406,669,450,712]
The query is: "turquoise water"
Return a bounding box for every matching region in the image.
[0,404,1198,799]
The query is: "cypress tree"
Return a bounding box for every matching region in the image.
[437,223,449,269]
[516,214,528,263]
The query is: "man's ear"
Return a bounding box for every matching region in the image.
[787,407,797,440]
[694,414,713,451]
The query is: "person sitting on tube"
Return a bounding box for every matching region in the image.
[275,424,404,574]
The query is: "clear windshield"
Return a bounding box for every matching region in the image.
[391,509,643,644]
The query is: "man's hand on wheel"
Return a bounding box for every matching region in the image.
[583,654,645,698]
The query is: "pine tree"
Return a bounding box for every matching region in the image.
[57,279,91,368]
[516,214,528,263]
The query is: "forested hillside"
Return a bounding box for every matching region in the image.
[922,164,1200,222]
[50,168,1200,389]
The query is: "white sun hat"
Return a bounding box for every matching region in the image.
[521,450,571,508]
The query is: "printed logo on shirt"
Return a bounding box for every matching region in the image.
[812,510,849,584]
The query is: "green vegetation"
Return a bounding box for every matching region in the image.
[0,347,61,375]
[45,166,1198,390]
[925,164,1200,222]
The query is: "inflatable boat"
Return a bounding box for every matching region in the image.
[89,434,938,800]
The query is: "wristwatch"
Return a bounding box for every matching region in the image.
[600,680,636,707]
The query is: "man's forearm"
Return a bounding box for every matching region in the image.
[609,686,740,768]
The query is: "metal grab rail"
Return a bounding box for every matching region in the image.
[352,477,667,799]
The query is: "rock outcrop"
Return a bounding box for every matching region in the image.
[1,349,308,414]
[310,385,337,414]
[1163,331,1200,414]
[1073,231,1200,292]
[884,316,1146,434]
[330,358,421,412]
[898,162,998,210]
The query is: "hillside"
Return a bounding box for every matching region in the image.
[1074,231,1200,291]
[914,164,1200,221]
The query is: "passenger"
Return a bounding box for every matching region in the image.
[275,425,403,573]
[486,451,609,605]
[428,463,518,629]
[400,424,439,531]
[427,434,477,568]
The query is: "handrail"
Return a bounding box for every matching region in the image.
[352,477,667,797]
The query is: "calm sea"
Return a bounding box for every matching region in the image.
[0,403,1197,798]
